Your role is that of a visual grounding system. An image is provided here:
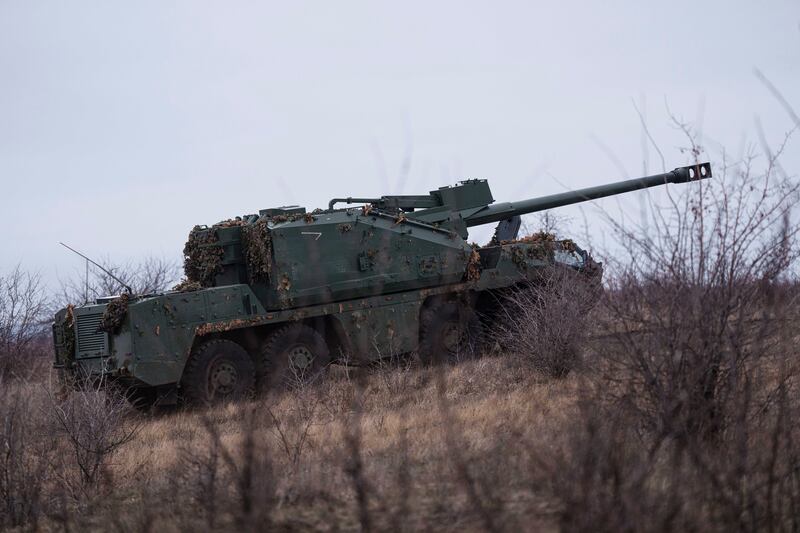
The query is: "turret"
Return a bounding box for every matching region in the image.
[183,161,712,304]
[330,163,712,239]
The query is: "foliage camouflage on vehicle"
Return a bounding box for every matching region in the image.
[98,293,129,333]
[172,279,203,292]
[61,305,75,358]
[53,163,712,407]
[182,225,224,287]
[241,218,272,283]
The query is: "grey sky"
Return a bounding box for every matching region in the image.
[1,1,798,289]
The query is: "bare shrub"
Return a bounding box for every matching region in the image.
[545,123,800,531]
[700,378,800,531]
[544,367,800,532]
[56,255,179,305]
[48,377,141,497]
[266,391,321,471]
[433,366,508,532]
[343,411,373,533]
[543,400,686,533]
[0,266,48,379]
[175,426,223,530]
[494,267,597,378]
[175,406,277,530]
[0,382,52,529]
[371,350,423,410]
[594,128,800,439]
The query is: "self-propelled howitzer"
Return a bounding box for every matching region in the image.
[52,162,711,408]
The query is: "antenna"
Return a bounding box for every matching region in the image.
[59,242,133,295]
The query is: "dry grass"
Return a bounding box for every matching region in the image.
[109,357,576,532]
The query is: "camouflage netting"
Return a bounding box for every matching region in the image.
[559,238,577,252]
[215,218,246,228]
[466,245,482,282]
[172,279,203,292]
[62,304,75,356]
[503,231,558,260]
[241,218,273,283]
[183,225,224,287]
[506,231,556,246]
[99,293,130,333]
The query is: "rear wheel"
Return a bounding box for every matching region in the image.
[418,301,483,364]
[181,339,255,406]
[260,323,330,391]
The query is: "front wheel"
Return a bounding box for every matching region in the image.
[181,339,255,406]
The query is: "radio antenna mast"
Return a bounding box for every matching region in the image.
[59,242,133,295]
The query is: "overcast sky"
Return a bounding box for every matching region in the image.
[1,1,798,289]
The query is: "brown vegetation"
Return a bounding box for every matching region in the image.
[0,266,48,379]
[56,256,179,306]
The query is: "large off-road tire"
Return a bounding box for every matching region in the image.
[418,301,483,364]
[181,339,255,406]
[260,323,331,391]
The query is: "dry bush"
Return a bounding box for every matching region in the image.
[0,266,48,379]
[170,394,327,530]
[0,381,53,530]
[542,399,691,533]
[175,425,224,530]
[493,267,598,378]
[544,372,800,533]
[56,255,179,306]
[48,376,141,497]
[595,128,799,440]
[200,407,278,531]
[544,124,800,531]
[266,387,322,471]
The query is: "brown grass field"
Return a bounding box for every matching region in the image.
[117,356,575,532]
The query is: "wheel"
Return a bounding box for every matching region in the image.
[181,339,255,406]
[418,301,483,364]
[260,323,330,391]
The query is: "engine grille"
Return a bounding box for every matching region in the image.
[75,313,108,356]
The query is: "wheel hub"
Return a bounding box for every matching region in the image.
[288,345,314,370]
[442,321,467,353]
[210,361,238,395]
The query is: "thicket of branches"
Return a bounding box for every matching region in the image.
[55,256,179,307]
[0,267,48,379]
[546,122,800,531]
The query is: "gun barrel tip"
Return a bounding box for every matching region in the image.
[678,162,712,182]
[694,162,712,180]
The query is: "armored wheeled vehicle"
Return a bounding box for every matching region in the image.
[53,162,712,406]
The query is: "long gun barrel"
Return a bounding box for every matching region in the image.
[463,162,711,227]
[327,162,712,237]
